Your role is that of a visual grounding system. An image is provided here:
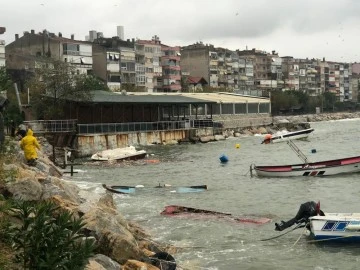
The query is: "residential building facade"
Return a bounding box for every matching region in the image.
[0,36,5,67]
[181,42,254,91]
[5,30,93,88]
[92,37,136,91]
[161,44,181,92]
[135,36,162,92]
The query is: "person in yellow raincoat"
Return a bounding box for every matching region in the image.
[20,129,41,166]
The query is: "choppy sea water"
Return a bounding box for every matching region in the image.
[68,118,360,270]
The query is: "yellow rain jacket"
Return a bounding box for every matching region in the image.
[20,129,41,161]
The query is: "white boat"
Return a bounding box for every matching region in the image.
[91,146,147,161]
[251,140,360,177]
[262,128,314,144]
[309,213,360,243]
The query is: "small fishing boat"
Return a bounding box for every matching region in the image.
[102,184,207,194]
[102,184,135,194]
[251,155,360,177]
[251,140,360,177]
[265,202,360,243]
[91,146,147,161]
[173,185,207,193]
[161,205,271,224]
[309,213,360,243]
[262,128,314,144]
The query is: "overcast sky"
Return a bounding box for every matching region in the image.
[1,0,360,62]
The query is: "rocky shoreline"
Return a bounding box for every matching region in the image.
[1,138,176,270]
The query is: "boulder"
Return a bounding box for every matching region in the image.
[91,254,121,270]
[40,176,81,203]
[123,260,159,270]
[6,178,43,201]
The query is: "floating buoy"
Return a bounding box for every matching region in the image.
[219,154,229,163]
[311,149,317,153]
[235,143,240,149]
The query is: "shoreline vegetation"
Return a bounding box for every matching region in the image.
[0,138,177,269]
[1,111,359,269]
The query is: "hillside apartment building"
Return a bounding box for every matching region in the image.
[3,27,358,103]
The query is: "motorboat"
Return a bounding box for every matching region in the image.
[262,128,314,144]
[91,146,146,161]
[309,213,360,243]
[251,140,360,177]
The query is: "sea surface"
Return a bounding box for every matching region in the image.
[68,118,360,270]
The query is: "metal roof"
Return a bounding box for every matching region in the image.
[82,90,217,104]
[128,92,270,104]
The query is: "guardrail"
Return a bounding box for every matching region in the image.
[77,119,220,135]
[24,120,77,134]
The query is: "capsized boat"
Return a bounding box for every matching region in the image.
[262,128,314,144]
[161,205,271,224]
[172,185,207,193]
[251,140,360,177]
[102,184,136,194]
[102,184,207,194]
[309,213,360,243]
[91,146,147,161]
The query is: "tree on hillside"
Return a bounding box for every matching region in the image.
[0,67,24,126]
[0,67,11,92]
[27,60,106,119]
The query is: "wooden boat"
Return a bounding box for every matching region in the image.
[251,155,360,177]
[161,205,271,224]
[102,184,135,194]
[91,146,147,161]
[251,140,360,177]
[262,128,314,144]
[102,184,207,194]
[309,213,360,243]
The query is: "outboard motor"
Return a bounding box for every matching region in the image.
[275,201,324,231]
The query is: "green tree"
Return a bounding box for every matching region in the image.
[322,91,336,112]
[0,67,11,92]
[74,74,109,92]
[0,68,23,127]
[26,60,98,119]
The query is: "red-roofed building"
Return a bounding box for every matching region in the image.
[186,76,208,92]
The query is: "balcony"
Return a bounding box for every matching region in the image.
[63,50,92,56]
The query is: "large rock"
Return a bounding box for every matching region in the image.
[6,178,43,201]
[89,254,121,270]
[40,176,81,203]
[123,260,159,270]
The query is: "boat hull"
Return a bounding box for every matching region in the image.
[161,205,271,224]
[270,128,314,143]
[309,214,360,243]
[91,146,147,161]
[253,156,360,177]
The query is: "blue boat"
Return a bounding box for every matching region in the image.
[309,213,360,243]
[175,185,207,193]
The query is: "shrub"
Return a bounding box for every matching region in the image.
[2,200,95,270]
